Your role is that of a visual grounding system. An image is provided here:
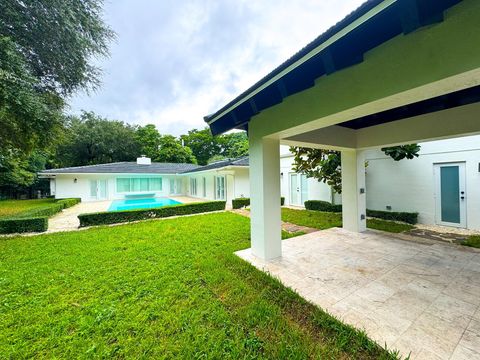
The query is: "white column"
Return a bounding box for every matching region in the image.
[341,150,367,232]
[249,135,282,260]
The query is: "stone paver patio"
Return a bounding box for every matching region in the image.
[236,228,480,359]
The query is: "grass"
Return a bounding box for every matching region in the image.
[0,212,397,359]
[281,208,414,233]
[461,235,480,248]
[0,198,57,218]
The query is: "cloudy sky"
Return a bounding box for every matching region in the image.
[70,0,365,136]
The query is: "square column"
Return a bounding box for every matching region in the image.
[341,150,367,232]
[249,135,282,260]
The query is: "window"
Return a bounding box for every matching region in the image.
[190,178,197,196]
[116,177,162,193]
[202,177,206,197]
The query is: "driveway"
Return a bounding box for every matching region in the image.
[237,228,480,359]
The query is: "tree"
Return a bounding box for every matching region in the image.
[0,0,114,96]
[135,124,162,159]
[290,145,421,194]
[56,112,141,166]
[220,132,249,158]
[156,135,197,164]
[181,128,222,165]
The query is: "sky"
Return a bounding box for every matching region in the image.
[70,0,365,136]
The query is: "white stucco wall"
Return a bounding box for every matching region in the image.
[183,167,250,206]
[365,135,480,230]
[53,174,179,202]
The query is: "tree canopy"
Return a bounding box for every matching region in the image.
[0,0,114,154]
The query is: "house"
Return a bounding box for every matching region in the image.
[365,134,480,230]
[203,0,480,260]
[39,156,250,206]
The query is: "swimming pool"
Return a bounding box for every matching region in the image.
[108,197,181,211]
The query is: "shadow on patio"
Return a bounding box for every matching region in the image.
[236,228,480,359]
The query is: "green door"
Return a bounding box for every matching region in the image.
[435,163,466,227]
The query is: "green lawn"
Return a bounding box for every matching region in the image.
[0,198,57,218]
[281,208,414,233]
[0,212,396,359]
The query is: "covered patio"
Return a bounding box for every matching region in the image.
[237,228,480,359]
[205,0,480,358]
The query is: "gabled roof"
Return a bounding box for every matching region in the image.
[182,157,249,173]
[204,0,462,135]
[40,162,201,175]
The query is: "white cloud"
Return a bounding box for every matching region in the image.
[70,0,365,135]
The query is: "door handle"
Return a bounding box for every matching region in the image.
[461,196,465,200]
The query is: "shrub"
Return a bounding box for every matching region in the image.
[0,217,48,234]
[232,197,285,209]
[78,201,226,227]
[304,200,342,213]
[366,209,418,224]
[15,198,81,219]
[232,198,250,209]
[56,198,81,209]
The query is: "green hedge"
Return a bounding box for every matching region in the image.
[16,198,81,219]
[303,201,417,224]
[78,201,226,227]
[0,198,81,234]
[0,217,48,234]
[366,209,418,225]
[304,200,342,213]
[232,197,285,209]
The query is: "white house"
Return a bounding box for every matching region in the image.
[39,156,250,206]
[365,134,480,230]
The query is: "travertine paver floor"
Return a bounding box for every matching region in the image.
[236,228,480,359]
[47,200,111,232]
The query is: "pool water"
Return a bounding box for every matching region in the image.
[108,197,181,211]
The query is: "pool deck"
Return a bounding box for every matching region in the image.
[47,196,205,233]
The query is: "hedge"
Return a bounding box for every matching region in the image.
[0,198,81,234]
[0,217,48,234]
[232,197,285,209]
[16,198,81,219]
[303,201,418,224]
[78,201,226,227]
[304,200,342,213]
[366,209,418,225]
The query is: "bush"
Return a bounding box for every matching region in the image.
[15,198,81,219]
[304,200,342,213]
[232,197,285,209]
[0,217,48,234]
[78,201,226,227]
[232,198,250,209]
[56,198,81,209]
[366,209,418,224]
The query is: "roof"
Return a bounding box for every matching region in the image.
[204,0,462,135]
[182,157,249,173]
[40,162,201,175]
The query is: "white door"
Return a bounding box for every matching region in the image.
[90,180,108,200]
[169,178,175,194]
[290,173,308,206]
[215,176,225,200]
[434,163,466,228]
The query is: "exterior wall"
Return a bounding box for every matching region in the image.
[280,146,334,206]
[183,167,251,206]
[365,135,480,230]
[53,174,179,202]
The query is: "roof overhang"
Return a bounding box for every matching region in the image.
[204,0,462,135]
